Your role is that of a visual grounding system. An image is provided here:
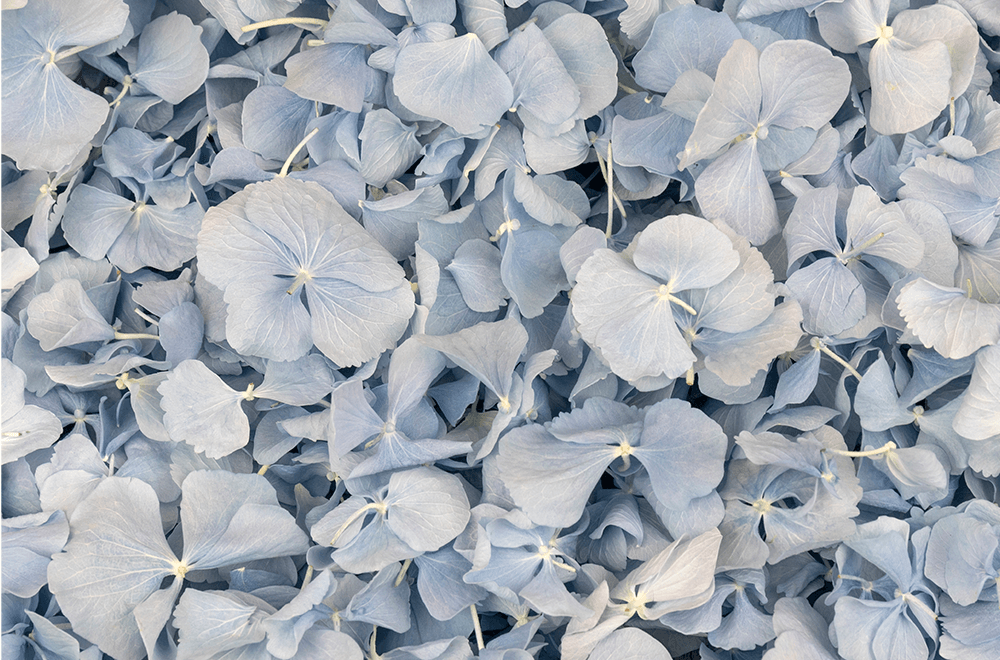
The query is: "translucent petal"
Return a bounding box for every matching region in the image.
[386,466,470,552]
[635,399,727,511]
[953,345,1000,440]
[494,23,580,126]
[785,257,866,337]
[758,39,851,130]
[693,138,780,245]
[541,12,617,121]
[47,478,177,660]
[869,38,951,136]
[158,359,249,459]
[180,470,309,570]
[633,214,740,291]
[898,278,1000,359]
[132,12,209,104]
[632,5,741,94]
[497,424,617,527]
[572,249,695,382]
[393,34,513,135]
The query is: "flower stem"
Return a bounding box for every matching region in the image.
[606,140,614,238]
[114,331,159,341]
[134,308,159,325]
[279,127,320,177]
[827,441,896,459]
[395,559,411,587]
[329,502,382,546]
[471,604,485,651]
[811,338,861,380]
[242,17,328,33]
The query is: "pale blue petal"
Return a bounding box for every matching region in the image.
[898,156,1000,248]
[612,110,693,177]
[869,38,950,136]
[497,424,616,527]
[173,589,266,658]
[897,278,1000,359]
[414,547,488,621]
[784,185,841,266]
[359,109,422,188]
[344,563,412,632]
[1,2,126,172]
[242,85,314,162]
[632,5,741,94]
[446,239,507,313]
[694,138,780,245]
[572,249,694,382]
[953,345,1000,441]
[158,302,204,367]
[25,279,114,351]
[785,257,866,337]
[180,470,309,570]
[394,34,513,135]
[758,39,851,130]
[679,39,761,167]
[494,23,580,126]
[635,399,727,510]
[501,227,570,318]
[285,43,383,113]
[855,354,912,432]
[47,477,177,660]
[255,354,336,406]
[1,510,68,598]
[541,12,617,122]
[512,170,589,228]
[418,315,526,401]
[633,214,740,291]
[132,12,209,104]
[158,359,248,459]
[386,466,470,552]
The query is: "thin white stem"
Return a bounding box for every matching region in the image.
[242,16,328,33]
[470,604,485,651]
[257,464,270,476]
[134,308,159,325]
[109,76,133,107]
[827,441,896,459]
[301,565,314,588]
[841,232,885,262]
[395,559,411,587]
[114,331,159,341]
[812,339,862,381]
[901,592,938,621]
[948,97,956,137]
[55,44,91,62]
[606,140,614,238]
[667,294,698,316]
[279,127,320,177]
[329,502,381,546]
[592,142,627,226]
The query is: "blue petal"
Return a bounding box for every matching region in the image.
[131,12,209,104]
[632,5,741,94]
[394,34,513,135]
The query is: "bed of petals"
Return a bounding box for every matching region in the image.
[3,0,1000,659]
